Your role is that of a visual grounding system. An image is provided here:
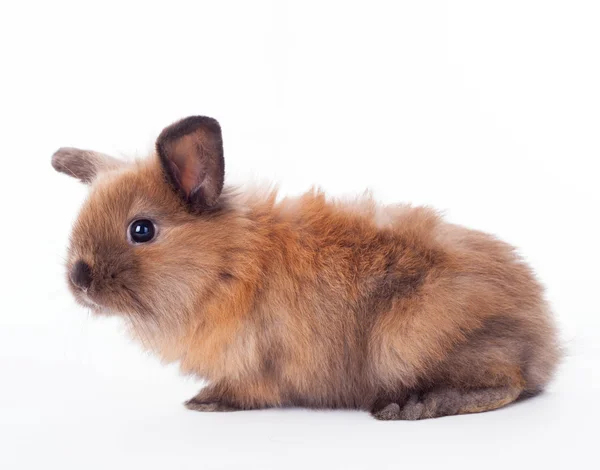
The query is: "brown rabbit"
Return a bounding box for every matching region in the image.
[52,116,560,420]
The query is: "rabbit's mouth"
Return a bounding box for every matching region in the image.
[70,287,103,313]
[66,269,103,313]
[80,292,101,310]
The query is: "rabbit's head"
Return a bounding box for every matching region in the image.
[52,117,238,329]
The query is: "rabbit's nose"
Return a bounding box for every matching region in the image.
[70,260,93,290]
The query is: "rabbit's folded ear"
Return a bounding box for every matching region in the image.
[156,116,225,212]
[51,148,124,184]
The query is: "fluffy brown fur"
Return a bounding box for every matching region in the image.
[52,116,560,420]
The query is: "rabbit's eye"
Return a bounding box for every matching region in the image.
[129,219,155,243]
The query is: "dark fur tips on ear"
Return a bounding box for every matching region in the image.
[156,116,225,212]
[51,147,122,184]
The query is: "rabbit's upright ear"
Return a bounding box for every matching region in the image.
[51,148,124,184]
[156,116,225,212]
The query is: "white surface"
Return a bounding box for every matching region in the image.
[1,1,598,469]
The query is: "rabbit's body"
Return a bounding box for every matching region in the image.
[53,116,559,419]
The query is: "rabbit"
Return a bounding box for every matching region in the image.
[51,115,560,420]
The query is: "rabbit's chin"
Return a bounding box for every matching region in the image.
[72,290,112,315]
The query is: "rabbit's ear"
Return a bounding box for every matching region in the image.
[51,148,124,184]
[156,116,225,211]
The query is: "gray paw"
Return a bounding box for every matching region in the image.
[371,394,428,420]
[398,394,426,420]
[372,403,401,420]
[184,399,238,412]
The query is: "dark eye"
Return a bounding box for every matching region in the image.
[129,219,155,243]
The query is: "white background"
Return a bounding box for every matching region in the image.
[1,1,598,469]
